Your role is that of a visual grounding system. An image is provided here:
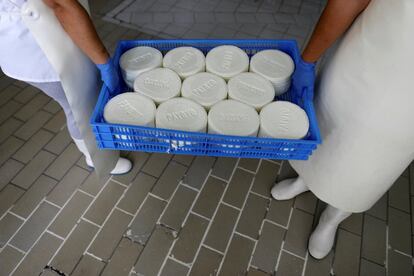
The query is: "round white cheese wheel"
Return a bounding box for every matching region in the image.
[259,101,309,139]
[208,100,259,137]
[104,92,156,126]
[163,47,206,79]
[119,46,163,88]
[228,73,275,111]
[250,50,295,95]
[156,98,208,133]
[133,68,181,104]
[206,45,249,80]
[181,73,228,110]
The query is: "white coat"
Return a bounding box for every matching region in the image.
[290,0,414,212]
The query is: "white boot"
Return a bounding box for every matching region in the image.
[308,205,351,259]
[271,177,309,200]
[73,138,132,175]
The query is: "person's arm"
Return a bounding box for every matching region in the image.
[302,0,371,63]
[43,0,109,65]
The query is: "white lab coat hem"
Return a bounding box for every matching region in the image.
[1,67,60,83]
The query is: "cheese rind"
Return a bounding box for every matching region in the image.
[133,68,182,104]
[259,101,309,139]
[250,50,295,95]
[156,98,208,133]
[206,45,249,80]
[208,100,260,137]
[163,47,206,79]
[181,72,228,110]
[119,46,163,88]
[104,92,156,127]
[228,72,275,111]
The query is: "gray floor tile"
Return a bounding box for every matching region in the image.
[12,175,57,218]
[48,191,93,238]
[252,222,285,274]
[117,172,156,214]
[71,254,105,276]
[211,157,238,181]
[171,214,209,263]
[43,111,66,133]
[141,153,172,177]
[276,161,298,182]
[0,136,24,166]
[134,225,175,276]
[266,199,293,227]
[44,127,72,155]
[10,201,59,252]
[361,215,386,265]
[0,245,25,276]
[13,86,38,104]
[112,152,150,185]
[251,160,280,197]
[236,193,269,239]
[84,180,126,225]
[79,171,108,196]
[388,207,412,255]
[223,168,254,209]
[101,238,143,276]
[389,176,410,212]
[0,100,22,125]
[172,154,194,166]
[12,233,62,276]
[14,93,50,122]
[160,185,197,231]
[12,150,56,189]
[247,268,271,276]
[388,250,413,276]
[366,194,387,221]
[238,158,260,172]
[189,246,223,276]
[332,229,361,276]
[339,213,363,236]
[151,161,187,200]
[360,259,385,276]
[14,110,52,141]
[219,233,255,276]
[294,192,317,214]
[0,117,23,144]
[51,220,99,275]
[39,269,61,276]
[0,85,21,107]
[0,213,24,248]
[304,252,334,276]
[160,259,189,276]
[88,209,132,261]
[276,251,304,276]
[0,159,24,191]
[127,195,167,244]
[42,100,61,114]
[284,208,313,258]
[184,156,215,189]
[192,176,226,219]
[44,143,82,180]
[0,184,25,218]
[46,166,90,207]
[12,129,54,164]
[204,203,239,253]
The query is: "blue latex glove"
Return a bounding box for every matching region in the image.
[96,57,120,95]
[292,59,316,101]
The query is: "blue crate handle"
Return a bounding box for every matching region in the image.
[90,39,322,160]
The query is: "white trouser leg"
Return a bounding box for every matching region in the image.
[308,205,352,259]
[271,176,309,200]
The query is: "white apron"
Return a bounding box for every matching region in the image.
[21,0,118,176]
[290,0,414,213]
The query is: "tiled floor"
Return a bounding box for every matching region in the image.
[1,0,414,275]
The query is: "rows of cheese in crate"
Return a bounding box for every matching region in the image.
[103,45,309,139]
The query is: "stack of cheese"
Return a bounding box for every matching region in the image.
[104,45,309,140]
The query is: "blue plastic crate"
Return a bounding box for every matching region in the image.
[90,39,321,160]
